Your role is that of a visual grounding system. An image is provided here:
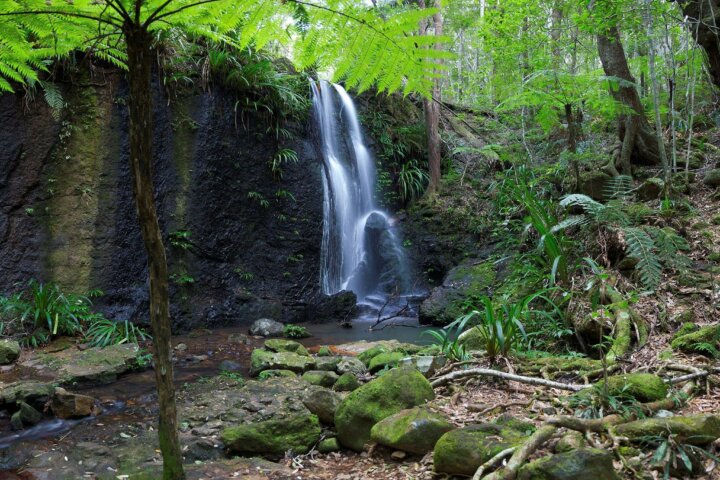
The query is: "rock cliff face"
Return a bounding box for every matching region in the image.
[0,72,324,330]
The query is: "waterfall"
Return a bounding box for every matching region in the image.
[311,80,411,305]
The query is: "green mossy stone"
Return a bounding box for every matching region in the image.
[370,407,454,454]
[337,357,367,375]
[671,324,720,357]
[333,372,360,392]
[703,168,720,187]
[357,345,390,366]
[317,346,332,357]
[368,351,407,373]
[554,431,584,453]
[302,388,342,424]
[258,369,297,380]
[250,349,315,376]
[433,416,535,476]
[417,345,441,356]
[221,412,321,457]
[587,373,668,403]
[314,356,342,372]
[318,437,340,453]
[517,448,620,480]
[614,414,720,445]
[0,339,21,365]
[302,370,339,388]
[264,339,309,356]
[17,401,42,426]
[334,367,435,452]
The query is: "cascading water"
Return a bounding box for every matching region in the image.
[311,80,412,315]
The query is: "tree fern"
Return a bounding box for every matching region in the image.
[602,174,634,200]
[39,81,64,120]
[622,226,662,291]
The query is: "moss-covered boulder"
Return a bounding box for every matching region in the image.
[301,388,342,424]
[517,448,620,480]
[250,349,315,376]
[302,370,339,388]
[317,346,332,357]
[637,177,665,200]
[399,355,447,377]
[264,339,309,356]
[333,372,360,392]
[579,170,611,200]
[0,381,55,409]
[614,414,720,445]
[314,356,342,372]
[588,373,668,403]
[368,351,407,373]
[357,345,391,366]
[671,324,720,357]
[258,369,297,380]
[458,327,485,351]
[220,412,321,457]
[418,261,495,326]
[703,168,720,187]
[0,339,21,365]
[337,356,367,375]
[434,416,535,476]
[370,407,454,454]
[334,367,435,451]
[555,431,584,453]
[318,437,340,453]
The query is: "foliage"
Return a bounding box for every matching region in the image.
[283,324,310,339]
[218,370,245,384]
[641,433,720,479]
[422,324,470,363]
[168,230,192,250]
[85,318,151,347]
[271,148,299,179]
[568,383,643,420]
[397,160,429,202]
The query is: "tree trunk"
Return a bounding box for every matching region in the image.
[676,0,720,89]
[597,27,661,171]
[419,0,442,196]
[124,24,185,480]
[565,103,581,190]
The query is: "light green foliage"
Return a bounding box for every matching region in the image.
[283,324,310,339]
[422,324,470,362]
[85,318,151,347]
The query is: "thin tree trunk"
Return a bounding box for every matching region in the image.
[565,103,580,190]
[419,0,442,195]
[678,0,720,89]
[125,24,185,480]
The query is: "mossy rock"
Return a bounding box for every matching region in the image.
[585,373,668,403]
[434,415,535,476]
[220,412,321,457]
[517,448,620,480]
[0,381,55,409]
[458,327,485,351]
[317,346,332,357]
[357,345,391,366]
[317,437,340,453]
[334,367,435,452]
[555,431,584,453]
[703,168,720,187]
[333,372,360,392]
[368,351,407,373]
[370,407,454,454]
[314,356,342,372]
[579,170,611,200]
[615,414,720,445]
[301,370,339,388]
[264,339,309,356]
[337,357,367,375]
[637,177,665,201]
[671,324,720,357]
[301,387,342,424]
[0,339,21,365]
[250,349,315,376]
[257,369,297,380]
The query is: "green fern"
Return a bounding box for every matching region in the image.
[39,81,64,120]
[602,175,633,200]
[622,226,662,291]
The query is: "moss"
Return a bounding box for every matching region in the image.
[250,349,315,375]
[258,369,297,380]
[671,324,720,357]
[709,253,720,262]
[301,370,338,388]
[517,448,620,480]
[334,367,435,451]
[264,339,309,356]
[357,345,390,365]
[517,354,602,375]
[370,407,454,454]
[317,346,331,356]
[674,322,699,338]
[592,373,668,403]
[618,446,640,457]
[221,412,321,456]
[318,437,340,453]
[614,415,720,445]
[368,351,406,373]
[333,372,360,392]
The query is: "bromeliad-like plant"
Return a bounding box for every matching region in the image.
[85,318,151,347]
[422,323,471,363]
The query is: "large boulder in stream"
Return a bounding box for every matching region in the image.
[250,348,315,375]
[334,366,435,451]
[249,318,285,337]
[0,380,55,409]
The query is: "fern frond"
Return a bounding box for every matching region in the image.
[40,81,64,120]
[622,226,661,291]
[603,175,634,200]
[647,226,691,271]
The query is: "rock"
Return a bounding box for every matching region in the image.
[302,370,339,388]
[10,411,23,430]
[336,356,368,375]
[184,438,222,462]
[228,333,250,345]
[555,431,584,453]
[637,177,665,200]
[317,346,332,357]
[333,372,360,392]
[311,291,357,323]
[419,260,495,326]
[318,437,340,453]
[174,343,188,352]
[703,168,720,187]
[249,318,285,337]
[53,344,140,386]
[614,414,720,445]
[517,448,620,480]
[579,170,612,200]
[0,339,21,365]
[368,351,407,373]
[671,324,719,357]
[302,388,343,424]
[264,339,309,356]
[391,450,406,460]
[250,349,315,376]
[434,416,535,476]
[0,381,55,409]
[51,388,95,419]
[334,367,435,452]
[258,369,297,380]
[458,327,486,351]
[314,356,342,371]
[590,373,668,402]
[221,412,321,457]
[16,401,43,426]
[370,407,454,454]
[218,360,243,372]
[400,355,447,377]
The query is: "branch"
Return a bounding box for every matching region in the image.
[471,447,517,480]
[430,367,586,391]
[0,9,122,28]
[481,424,558,480]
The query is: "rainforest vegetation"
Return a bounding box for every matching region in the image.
[0,0,719,479]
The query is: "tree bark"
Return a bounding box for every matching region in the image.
[419,0,442,195]
[675,0,720,89]
[597,27,661,170]
[124,24,185,480]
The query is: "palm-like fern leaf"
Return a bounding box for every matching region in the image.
[622,226,662,291]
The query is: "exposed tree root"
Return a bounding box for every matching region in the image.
[471,447,517,480]
[430,367,586,391]
[480,424,558,480]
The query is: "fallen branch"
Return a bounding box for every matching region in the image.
[471,447,516,480]
[430,368,586,391]
[481,424,558,480]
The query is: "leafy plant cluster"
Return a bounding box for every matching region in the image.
[283,324,310,339]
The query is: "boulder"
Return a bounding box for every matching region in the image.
[311,291,357,323]
[434,416,535,476]
[0,339,21,365]
[333,372,360,392]
[302,370,339,388]
[250,349,315,376]
[249,318,285,337]
[264,339,309,356]
[318,437,341,453]
[637,177,665,200]
[703,168,720,187]
[258,369,297,380]
[579,170,611,200]
[370,407,454,454]
[517,448,620,480]
[0,381,55,409]
[317,346,332,357]
[314,356,342,372]
[55,344,141,386]
[399,356,447,377]
[51,388,95,419]
[220,412,321,457]
[589,373,668,402]
[368,351,407,373]
[671,324,719,357]
[555,431,584,453]
[336,357,367,375]
[13,401,43,428]
[302,388,343,424]
[334,367,435,451]
[614,414,720,445]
